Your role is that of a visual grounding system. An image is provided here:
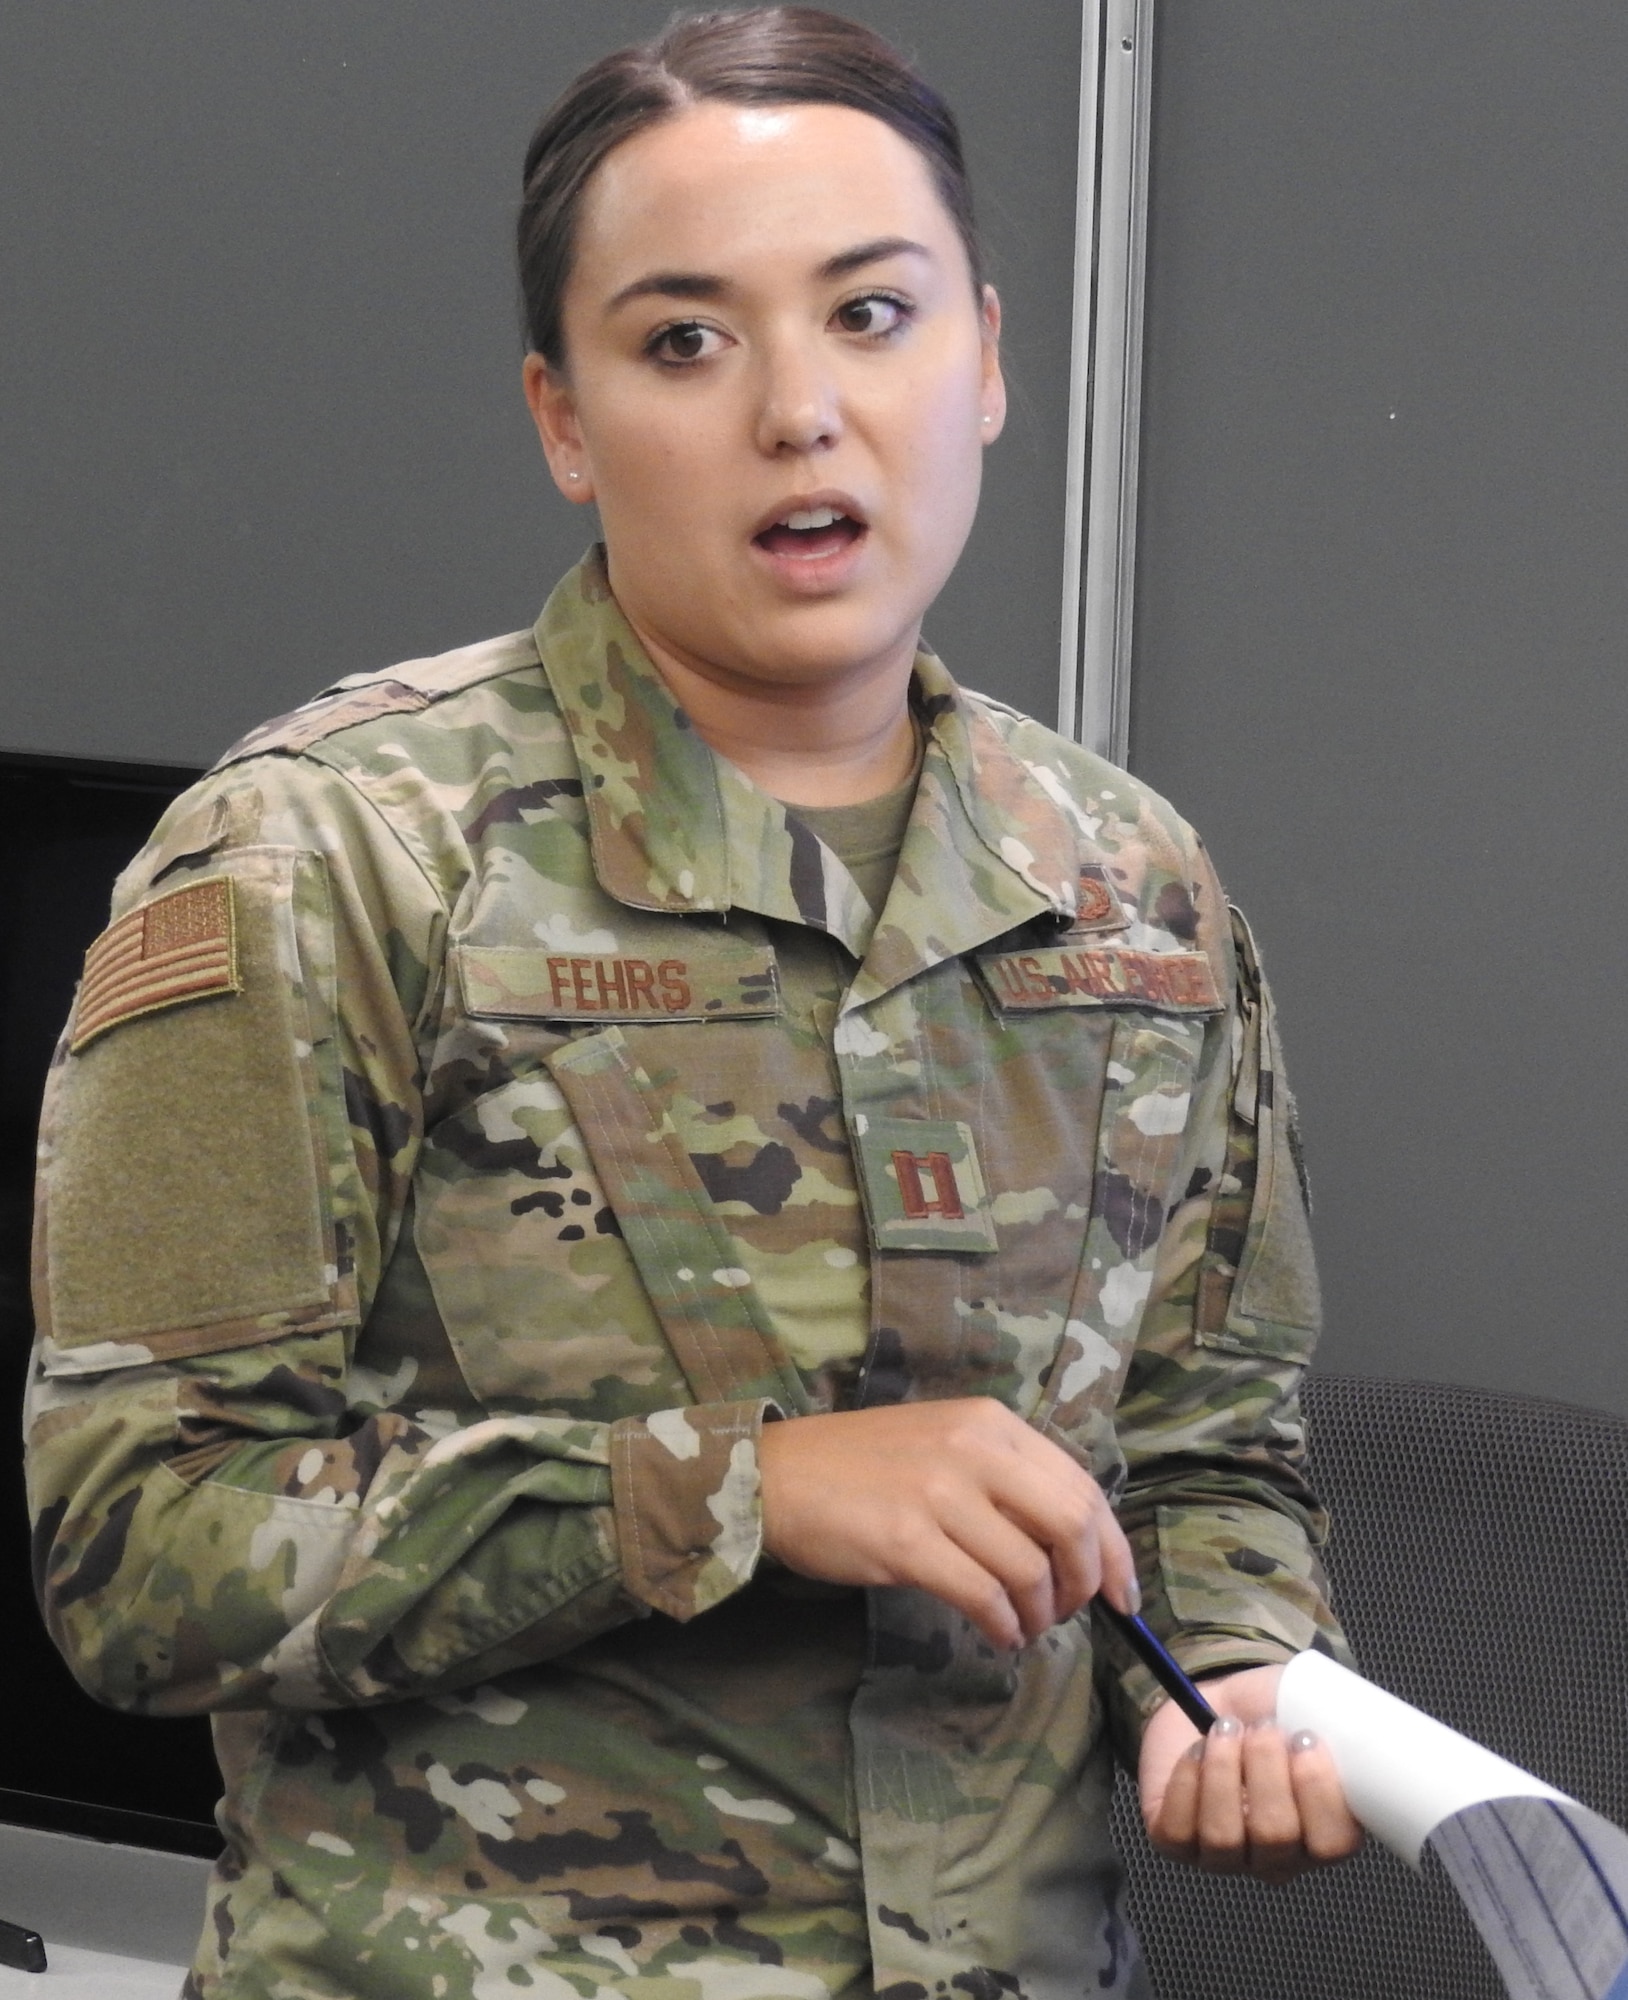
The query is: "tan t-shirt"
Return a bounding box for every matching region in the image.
[788,768,919,948]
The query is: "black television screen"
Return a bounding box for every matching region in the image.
[1,753,222,1857]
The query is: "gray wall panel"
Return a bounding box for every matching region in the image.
[1133,4,1628,1411]
[0,2,1079,768]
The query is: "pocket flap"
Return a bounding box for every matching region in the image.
[1157,1502,1324,1654]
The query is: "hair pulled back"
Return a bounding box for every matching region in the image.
[518,6,984,369]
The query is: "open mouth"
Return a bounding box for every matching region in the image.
[753,504,866,562]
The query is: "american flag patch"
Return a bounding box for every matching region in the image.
[71,878,241,1053]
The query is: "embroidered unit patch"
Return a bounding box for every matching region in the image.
[71,878,240,1053]
[1069,864,1128,932]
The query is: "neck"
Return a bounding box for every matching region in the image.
[625,619,921,808]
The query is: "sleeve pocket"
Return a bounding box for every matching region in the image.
[1157,1501,1324,1654]
[1195,906,1321,1363]
[39,852,355,1370]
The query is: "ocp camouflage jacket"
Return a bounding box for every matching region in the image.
[27,549,1347,2000]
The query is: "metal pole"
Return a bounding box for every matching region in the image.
[1059,0,1155,767]
[1057,0,1105,747]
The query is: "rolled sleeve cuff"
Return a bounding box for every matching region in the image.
[1103,1500,1354,1756]
[610,1399,781,1622]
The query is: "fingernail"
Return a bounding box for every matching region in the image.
[1127,1578,1143,1615]
[1290,1729,1319,1753]
[1184,1740,1205,1763]
[1248,1716,1275,1734]
[1213,1716,1242,1739]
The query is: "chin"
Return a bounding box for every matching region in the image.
[738,625,912,688]
[740,589,929,678]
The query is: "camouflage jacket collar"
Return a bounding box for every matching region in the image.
[533,548,1088,1000]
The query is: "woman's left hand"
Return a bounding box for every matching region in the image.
[1138,1663,1363,1883]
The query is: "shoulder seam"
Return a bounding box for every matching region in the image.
[209,631,540,771]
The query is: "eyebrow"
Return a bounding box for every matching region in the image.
[603,236,933,315]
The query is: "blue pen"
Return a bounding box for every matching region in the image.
[1095,1600,1218,1734]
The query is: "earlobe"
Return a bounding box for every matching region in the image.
[521,352,596,504]
[980,384,1007,446]
[978,285,1007,446]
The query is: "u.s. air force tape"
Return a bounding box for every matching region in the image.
[977,943,1221,1015]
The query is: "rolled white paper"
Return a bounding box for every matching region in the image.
[1275,1649,1572,1869]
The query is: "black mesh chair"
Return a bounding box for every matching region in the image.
[1111,1373,1628,2000]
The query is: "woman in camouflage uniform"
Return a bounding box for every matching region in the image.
[27,11,1359,1998]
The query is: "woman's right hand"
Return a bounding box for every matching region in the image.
[756,1397,1139,1650]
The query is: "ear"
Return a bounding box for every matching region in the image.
[977,284,1007,446]
[522,352,596,505]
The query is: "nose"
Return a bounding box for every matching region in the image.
[752,333,841,457]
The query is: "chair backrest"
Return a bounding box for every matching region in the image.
[1110,1372,1628,2000]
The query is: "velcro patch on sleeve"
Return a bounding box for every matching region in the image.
[46,857,343,1355]
[71,877,240,1053]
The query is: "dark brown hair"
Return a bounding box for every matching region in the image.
[517,6,984,368]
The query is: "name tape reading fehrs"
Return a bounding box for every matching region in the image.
[455,942,781,1023]
[542,955,693,1015]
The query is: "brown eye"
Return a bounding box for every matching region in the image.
[648,321,725,365]
[834,294,909,336]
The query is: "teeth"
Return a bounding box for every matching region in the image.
[781,506,843,530]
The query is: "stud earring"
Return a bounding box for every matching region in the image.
[567,470,581,482]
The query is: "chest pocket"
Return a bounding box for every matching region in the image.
[1027,1008,1213,1454]
[962,938,1224,1452]
[840,947,1218,1480]
[411,1061,695,1419]
[410,931,805,1419]
[546,1027,810,1414]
